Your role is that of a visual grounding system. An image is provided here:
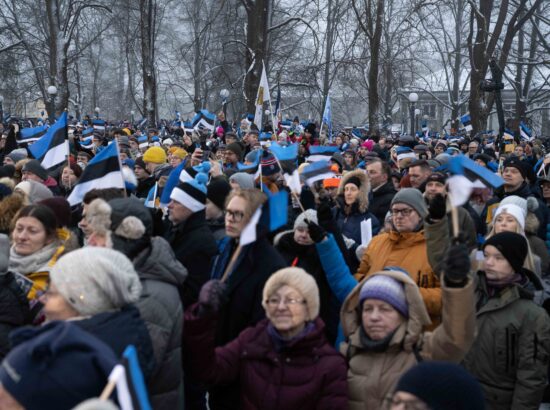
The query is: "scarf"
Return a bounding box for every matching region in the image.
[9,240,60,276]
[267,321,316,352]
[359,326,397,352]
[486,273,525,297]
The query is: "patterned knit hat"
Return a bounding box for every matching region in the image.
[359,274,409,317]
[261,152,280,176]
[171,172,208,212]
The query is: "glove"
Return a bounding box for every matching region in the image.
[197,279,226,316]
[428,194,447,220]
[306,220,327,243]
[444,241,470,287]
[317,201,333,230]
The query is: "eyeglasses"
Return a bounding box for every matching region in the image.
[384,396,428,410]
[225,209,245,222]
[390,207,414,217]
[266,297,306,308]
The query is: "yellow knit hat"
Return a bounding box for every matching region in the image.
[143,147,167,164]
[171,148,188,159]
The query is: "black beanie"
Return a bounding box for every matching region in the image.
[395,362,484,410]
[22,159,48,181]
[345,176,362,189]
[207,176,231,210]
[483,231,528,273]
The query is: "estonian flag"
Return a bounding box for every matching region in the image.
[67,141,125,206]
[144,182,159,209]
[93,119,106,133]
[239,190,288,246]
[460,114,473,132]
[520,122,533,141]
[237,149,262,178]
[300,160,335,186]
[192,109,216,131]
[19,124,48,144]
[447,154,503,207]
[306,145,339,162]
[106,345,152,410]
[28,112,69,169]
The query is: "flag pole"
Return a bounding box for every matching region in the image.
[99,380,116,401]
[221,245,242,283]
[270,152,305,212]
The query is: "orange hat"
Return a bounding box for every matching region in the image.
[323,177,341,189]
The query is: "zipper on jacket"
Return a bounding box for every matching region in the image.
[505,328,510,373]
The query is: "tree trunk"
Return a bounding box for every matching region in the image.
[450,0,464,131]
[140,0,158,127]
[367,0,384,133]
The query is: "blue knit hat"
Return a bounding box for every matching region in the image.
[171,172,208,212]
[179,161,211,183]
[359,274,409,317]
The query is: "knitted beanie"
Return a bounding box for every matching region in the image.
[50,248,142,316]
[15,180,53,203]
[22,159,48,181]
[179,161,211,183]
[207,176,231,210]
[226,142,244,161]
[391,188,428,218]
[483,231,528,273]
[134,157,149,173]
[39,197,71,228]
[503,157,529,180]
[171,172,208,212]
[359,274,409,318]
[5,148,28,163]
[143,146,167,164]
[171,148,187,160]
[229,172,255,189]
[395,362,485,410]
[261,152,281,176]
[262,267,320,320]
[294,209,318,230]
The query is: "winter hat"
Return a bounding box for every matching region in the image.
[304,123,316,135]
[0,321,117,410]
[68,162,83,178]
[391,188,428,218]
[162,137,174,147]
[396,146,416,162]
[179,161,211,183]
[395,361,485,410]
[134,157,149,174]
[22,159,48,181]
[345,175,362,189]
[503,157,530,180]
[73,399,119,410]
[171,148,187,159]
[226,142,244,161]
[245,149,261,164]
[294,209,318,230]
[171,172,208,212]
[15,180,53,203]
[359,274,409,318]
[483,232,528,274]
[0,164,15,178]
[39,197,71,228]
[262,267,320,320]
[207,176,231,210]
[143,146,167,164]
[118,135,131,149]
[50,247,142,316]
[331,152,344,170]
[5,148,28,163]
[229,172,255,189]
[425,172,447,185]
[361,140,374,151]
[261,152,281,176]
[323,176,341,189]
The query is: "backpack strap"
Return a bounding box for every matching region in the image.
[412,343,424,363]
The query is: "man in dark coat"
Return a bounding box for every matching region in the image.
[165,172,218,308]
[367,158,396,222]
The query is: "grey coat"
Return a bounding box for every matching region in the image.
[134,236,188,410]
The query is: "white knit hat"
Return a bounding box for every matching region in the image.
[492,195,538,231]
[262,267,320,320]
[293,209,318,230]
[50,248,142,316]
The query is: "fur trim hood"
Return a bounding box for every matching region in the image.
[0,193,25,233]
[337,170,370,213]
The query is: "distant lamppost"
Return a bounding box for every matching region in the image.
[414,109,421,135]
[131,110,135,124]
[47,85,57,123]
[408,92,418,135]
[220,89,230,118]
[94,106,100,119]
[0,95,4,125]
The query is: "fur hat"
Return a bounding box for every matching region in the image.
[50,248,142,316]
[262,267,320,320]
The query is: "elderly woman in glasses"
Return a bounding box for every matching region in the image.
[184,267,348,410]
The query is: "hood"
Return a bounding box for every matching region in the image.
[273,229,294,246]
[525,211,539,235]
[341,269,431,351]
[337,169,370,213]
[133,236,188,286]
[0,194,24,232]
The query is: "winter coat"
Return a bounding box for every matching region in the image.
[135,176,156,199]
[334,170,380,246]
[369,181,396,223]
[462,271,550,409]
[132,237,187,410]
[165,210,218,308]
[207,216,226,242]
[207,235,285,410]
[0,272,32,360]
[526,211,550,275]
[482,182,548,239]
[340,270,476,410]
[74,305,156,381]
[274,231,341,344]
[355,229,442,323]
[184,314,348,410]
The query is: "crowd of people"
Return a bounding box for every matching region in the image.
[0,113,549,410]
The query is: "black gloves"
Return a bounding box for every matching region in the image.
[317,200,335,232]
[428,194,447,220]
[444,241,470,287]
[197,280,226,317]
[306,220,327,243]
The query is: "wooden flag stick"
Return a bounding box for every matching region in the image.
[220,245,242,283]
[271,151,305,213]
[99,380,116,401]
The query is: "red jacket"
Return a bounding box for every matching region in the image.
[184,312,348,410]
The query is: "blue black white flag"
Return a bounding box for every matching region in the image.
[19,124,48,144]
[322,95,333,141]
[28,112,68,169]
[460,114,473,132]
[192,109,216,131]
[520,122,533,141]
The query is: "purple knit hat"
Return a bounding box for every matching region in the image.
[359,275,409,317]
